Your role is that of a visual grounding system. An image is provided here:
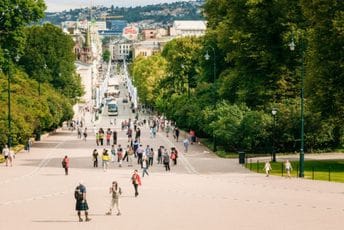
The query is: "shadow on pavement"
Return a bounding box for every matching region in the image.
[32,219,78,223]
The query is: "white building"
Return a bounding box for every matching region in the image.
[170,20,207,37]
[133,37,172,58]
[110,40,133,61]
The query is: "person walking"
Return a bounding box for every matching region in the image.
[110,145,116,165]
[106,128,112,146]
[183,138,189,153]
[74,182,91,222]
[127,127,133,143]
[163,149,170,171]
[148,148,154,167]
[95,132,100,146]
[136,144,144,167]
[92,149,98,167]
[83,128,88,142]
[264,161,272,177]
[26,139,32,152]
[165,123,171,137]
[133,139,139,157]
[102,149,110,172]
[173,127,180,142]
[62,155,69,175]
[2,145,10,167]
[170,147,178,165]
[135,127,141,142]
[131,169,141,197]
[117,144,123,167]
[126,145,134,166]
[106,181,122,216]
[99,128,105,146]
[157,146,163,164]
[142,155,149,177]
[285,160,293,178]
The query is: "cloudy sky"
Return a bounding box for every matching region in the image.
[45,0,191,12]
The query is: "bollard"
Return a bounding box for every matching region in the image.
[329,167,331,182]
[250,159,252,170]
[281,162,284,177]
[257,160,259,173]
[312,167,314,180]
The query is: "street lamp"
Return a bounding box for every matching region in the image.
[271,108,277,162]
[36,63,47,141]
[205,46,217,152]
[3,49,20,151]
[289,34,305,178]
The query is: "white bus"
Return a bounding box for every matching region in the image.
[107,101,118,116]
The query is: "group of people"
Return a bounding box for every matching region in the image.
[1,145,14,167]
[74,169,142,222]
[264,160,293,178]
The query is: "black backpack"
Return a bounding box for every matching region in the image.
[74,186,83,200]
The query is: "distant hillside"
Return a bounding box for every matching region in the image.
[44,1,204,26]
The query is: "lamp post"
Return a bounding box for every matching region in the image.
[3,49,20,151]
[271,108,277,162]
[289,35,305,178]
[205,46,217,152]
[36,63,47,141]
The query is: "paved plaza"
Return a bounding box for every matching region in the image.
[1,77,344,230]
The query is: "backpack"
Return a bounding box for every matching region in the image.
[112,187,122,198]
[74,186,83,200]
[62,159,67,168]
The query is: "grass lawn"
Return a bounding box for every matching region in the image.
[245,160,344,183]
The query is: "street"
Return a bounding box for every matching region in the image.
[1,72,344,230]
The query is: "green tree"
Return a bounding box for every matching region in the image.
[19,24,83,98]
[0,69,72,147]
[102,49,111,62]
[0,0,46,60]
[131,54,167,105]
[302,0,344,146]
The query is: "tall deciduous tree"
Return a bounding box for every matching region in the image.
[131,54,167,105]
[302,0,344,145]
[0,0,45,60]
[203,0,301,108]
[20,24,83,98]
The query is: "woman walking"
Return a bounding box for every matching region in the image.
[106,181,122,216]
[285,160,293,178]
[264,161,272,177]
[62,155,69,175]
[102,149,110,172]
[163,149,170,171]
[142,155,149,177]
[92,149,98,167]
[131,170,141,197]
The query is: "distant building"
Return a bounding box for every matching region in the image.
[94,21,107,31]
[133,37,173,58]
[142,29,157,40]
[110,39,133,61]
[123,25,139,41]
[106,20,127,33]
[169,20,207,37]
[141,28,169,40]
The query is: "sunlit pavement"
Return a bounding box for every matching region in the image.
[1,80,344,230]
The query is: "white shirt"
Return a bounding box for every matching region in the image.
[2,147,9,157]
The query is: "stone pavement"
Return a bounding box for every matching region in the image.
[1,71,344,230]
[1,108,344,230]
